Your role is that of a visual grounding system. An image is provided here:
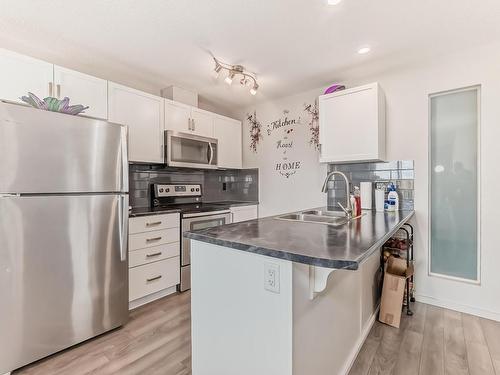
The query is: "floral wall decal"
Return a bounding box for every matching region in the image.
[304,100,320,151]
[247,110,263,153]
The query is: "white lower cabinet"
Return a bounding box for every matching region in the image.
[231,205,258,223]
[128,213,180,309]
[128,228,179,251]
[129,242,180,268]
[129,257,180,302]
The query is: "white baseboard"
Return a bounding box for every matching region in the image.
[129,286,178,310]
[341,305,380,375]
[415,294,500,322]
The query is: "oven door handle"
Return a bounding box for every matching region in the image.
[182,210,231,219]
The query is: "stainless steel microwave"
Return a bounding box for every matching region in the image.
[164,131,218,169]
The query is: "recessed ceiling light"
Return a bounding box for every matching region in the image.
[357,46,371,54]
[327,0,342,5]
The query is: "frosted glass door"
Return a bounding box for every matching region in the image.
[430,87,479,281]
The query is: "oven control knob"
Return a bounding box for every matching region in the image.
[191,188,195,192]
[196,188,200,192]
[166,188,170,193]
[159,188,164,193]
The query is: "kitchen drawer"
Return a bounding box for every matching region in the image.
[129,228,179,251]
[129,213,180,234]
[129,256,180,302]
[129,242,180,268]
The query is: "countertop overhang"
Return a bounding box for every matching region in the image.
[184,208,415,270]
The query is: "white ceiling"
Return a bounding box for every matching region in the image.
[1,0,499,114]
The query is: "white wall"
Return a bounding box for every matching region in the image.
[241,89,328,217]
[242,41,500,320]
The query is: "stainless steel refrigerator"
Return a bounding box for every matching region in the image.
[0,101,129,374]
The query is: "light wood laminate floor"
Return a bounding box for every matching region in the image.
[349,302,500,375]
[13,292,500,375]
[15,291,192,375]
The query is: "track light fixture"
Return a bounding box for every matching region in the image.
[213,62,222,78]
[212,57,259,95]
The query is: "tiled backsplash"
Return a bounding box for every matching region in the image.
[327,160,414,210]
[129,165,259,208]
[203,169,259,203]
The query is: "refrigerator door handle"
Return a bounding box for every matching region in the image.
[118,194,128,262]
[120,126,129,192]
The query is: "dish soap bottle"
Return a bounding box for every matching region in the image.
[387,183,399,211]
[353,186,362,217]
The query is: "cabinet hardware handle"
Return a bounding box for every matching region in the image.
[146,221,162,227]
[146,236,162,242]
[146,252,162,257]
[56,84,61,99]
[188,118,192,131]
[146,275,162,282]
[48,82,53,97]
[192,119,195,130]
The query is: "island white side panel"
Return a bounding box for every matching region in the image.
[292,263,363,375]
[191,240,293,375]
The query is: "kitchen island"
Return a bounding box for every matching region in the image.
[185,209,414,375]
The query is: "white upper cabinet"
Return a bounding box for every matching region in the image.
[190,108,214,138]
[0,48,53,103]
[165,100,214,138]
[164,100,191,133]
[108,82,164,163]
[318,82,386,163]
[214,116,242,169]
[54,66,108,119]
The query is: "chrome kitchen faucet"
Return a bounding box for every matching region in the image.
[321,171,353,219]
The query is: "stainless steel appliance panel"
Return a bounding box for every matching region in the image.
[180,212,230,291]
[0,194,128,373]
[165,131,218,169]
[0,102,127,194]
[180,265,191,292]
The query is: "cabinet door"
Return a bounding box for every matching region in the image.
[108,82,164,163]
[54,66,108,119]
[0,48,53,103]
[191,108,214,137]
[165,100,191,133]
[319,83,385,163]
[231,205,258,223]
[214,116,242,169]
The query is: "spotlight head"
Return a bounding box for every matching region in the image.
[225,71,235,85]
[250,83,259,95]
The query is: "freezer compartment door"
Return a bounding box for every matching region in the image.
[0,194,128,373]
[0,102,128,193]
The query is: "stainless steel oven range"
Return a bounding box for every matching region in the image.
[153,183,231,291]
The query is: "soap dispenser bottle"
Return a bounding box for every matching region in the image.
[387,183,399,211]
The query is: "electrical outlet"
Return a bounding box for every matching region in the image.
[264,262,280,293]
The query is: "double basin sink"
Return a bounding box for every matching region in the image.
[276,209,354,226]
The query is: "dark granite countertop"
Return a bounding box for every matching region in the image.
[184,208,415,270]
[129,207,181,217]
[207,200,259,207]
[128,201,258,217]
